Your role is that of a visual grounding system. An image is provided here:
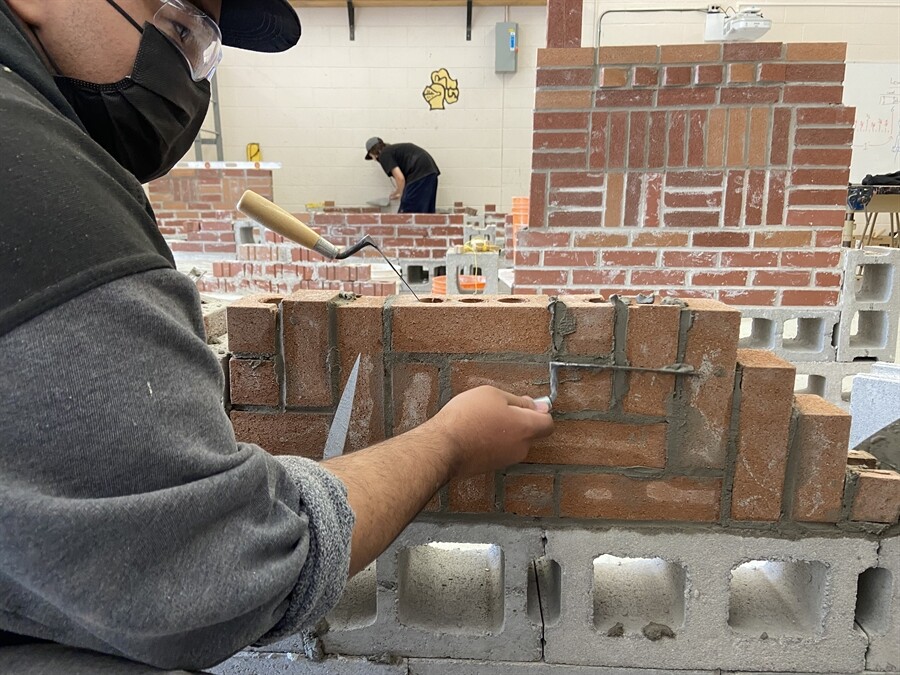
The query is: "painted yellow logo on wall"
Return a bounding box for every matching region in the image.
[423,68,459,110]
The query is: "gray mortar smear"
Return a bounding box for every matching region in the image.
[610,295,631,409]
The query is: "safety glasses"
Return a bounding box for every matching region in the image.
[151,0,223,81]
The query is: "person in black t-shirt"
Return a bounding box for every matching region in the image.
[364,137,441,213]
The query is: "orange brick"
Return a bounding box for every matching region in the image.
[504,473,556,516]
[731,350,796,521]
[229,358,280,407]
[230,411,331,459]
[450,360,547,399]
[851,470,900,524]
[659,44,722,63]
[599,67,628,87]
[598,45,659,64]
[226,294,282,355]
[623,303,681,417]
[391,362,440,435]
[535,90,593,110]
[527,420,666,468]
[555,296,615,357]
[335,296,386,452]
[790,394,851,523]
[785,42,847,62]
[728,63,756,83]
[537,47,596,67]
[282,290,338,408]
[560,474,722,521]
[679,299,741,469]
[391,295,551,355]
[448,472,495,513]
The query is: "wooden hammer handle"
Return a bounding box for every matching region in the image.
[237,190,339,259]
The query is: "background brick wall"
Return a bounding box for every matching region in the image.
[225,291,899,529]
[521,42,854,306]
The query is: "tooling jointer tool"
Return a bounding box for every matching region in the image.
[236,190,420,299]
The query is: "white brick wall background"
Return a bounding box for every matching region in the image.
[205,1,900,213]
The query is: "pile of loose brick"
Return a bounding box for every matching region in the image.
[225,291,899,527]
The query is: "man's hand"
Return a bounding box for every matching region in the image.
[428,386,553,478]
[322,385,553,575]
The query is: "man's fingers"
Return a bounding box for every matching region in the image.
[508,404,555,439]
[498,389,543,411]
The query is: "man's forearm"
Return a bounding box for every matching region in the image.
[321,421,455,576]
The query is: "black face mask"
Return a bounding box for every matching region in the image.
[53,25,210,183]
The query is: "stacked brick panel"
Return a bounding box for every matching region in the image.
[225,291,900,529]
[523,43,853,305]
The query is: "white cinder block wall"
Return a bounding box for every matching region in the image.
[210,0,900,213]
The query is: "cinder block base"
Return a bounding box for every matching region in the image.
[863,535,900,672]
[794,360,877,411]
[850,363,900,448]
[542,528,875,673]
[445,251,500,294]
[837,248,900,362]
[738,307,840,363]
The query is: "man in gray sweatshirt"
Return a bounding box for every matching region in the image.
[0,0,554,672]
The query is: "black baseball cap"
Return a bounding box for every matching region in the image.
[219,0,302,53]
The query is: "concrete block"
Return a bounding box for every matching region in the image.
[260,520,543,661]
[445,250,500,294]
[850,363,900,448]
[403,259,445,293]
[862,535,900,672]
[542,528,876,672]
[463,223,499,248]
[837,248,900,362]
[738,307,840,363]
[210,653,407,675]
[793,360,877,412]
[409,660,714,674]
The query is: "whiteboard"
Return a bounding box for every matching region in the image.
[843,62,900,183]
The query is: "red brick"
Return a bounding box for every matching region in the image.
[529,173,547,229]
[560,474,722,521]
[648,112,667,169]
[781,251,842,268]
[788,188,848,206]
[283,290,337,407]
[664,191,722,209]
[448,472,495,513]
[601,250,658,267]
[758,62,786,82]
[532,151,587,170]
[571,270,629,286]
[391,362,440,435]
[546,0,583,48]
[632,231,691,247]
[693,271,749,286]
[679,299,741,469]
[573,232,628,248]
[790,394,851,523]
[696,64,724,84]
[645,173,663,226]
[782,289,840,306]
[604,172,624,226]
[504,473,556,517]
[792,148,852,166]
[796,129,855,152]
[537,67,594,87]
[548,189,603,209]
[633,66,659,87]
[537,47,595,67]
[599,67,628,87]
[783,86,844,104]
[226,294,282,355]
[664,65,692,85]
[550,171,605,189]
[528,420,667,468]
[518,230,570,248]
[692,231,750,247]
[231,411,331,459]
[850,470,900,524]
[607,113,627,169]
[534,111,590,131]
[515,270,568,286]
[666,170,724,188]
[597,45,658,64]
[731,350,796,521]
[766,170,788,225]
[556,295,615,357]
[588,111,609,169]
[721,251,779,268]
[660,44,721,63]
[724,170,746,226]
[719,289,778,306]
[535,90,593,110]
[753,270,811,287]
[534,131,589,151]
[391,295,551,354]
[784,63,845,83]
[335,296,386,452]
[545,250,597,266]
[723,42,783,61]
[668,110,686,167]
[727,110,748,166]
[595,89,656,108]
[659,87,717,106]
[720,87,781,105]
[663,251,719,267]
[816,230,843,248]
[771,108,792,166]
[630,270,686,286]
[816,271,843,287]
[230,358,280,407]
[547,211,601,228]
[628,112,649,169]
[796,106,855,126]
[624,173,644,226]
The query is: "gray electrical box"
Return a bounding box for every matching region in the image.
[495,22,518,73]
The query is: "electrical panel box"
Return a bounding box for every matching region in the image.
[495,22,518,73]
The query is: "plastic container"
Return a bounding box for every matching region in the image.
[431,275,486,295]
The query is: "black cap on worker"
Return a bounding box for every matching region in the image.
[219,0,302,53]
[365,137,383,160]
